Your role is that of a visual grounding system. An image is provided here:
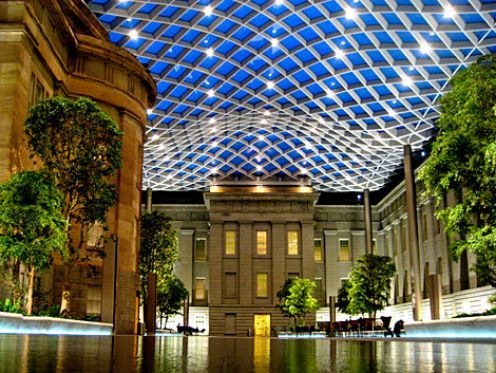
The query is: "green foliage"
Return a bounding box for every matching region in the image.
[24,96,122,257]
[157,275,188,324]
[0,171,68,270]
[277,277,319,326]
[37,304,61,317]
[140,210,178,309]
[418,54,496,287]
[335,279,352,313]
[0,298,23,314]
[346,254,396,317]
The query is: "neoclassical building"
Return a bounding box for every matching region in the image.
[0,0,155,334]
[149,173,495,336]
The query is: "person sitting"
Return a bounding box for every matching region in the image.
[393,320,404,337]
[380,316,394,337]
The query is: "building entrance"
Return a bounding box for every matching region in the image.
[254,314,271,337]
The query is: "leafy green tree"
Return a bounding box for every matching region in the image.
[157,275,188,328]
[347,254,395,318]
[24,96,122,314]
[277,277,319,326]
[335,279,352,313]
[140,210,178,327]
[0,171,67,314]
[419,55,496,287]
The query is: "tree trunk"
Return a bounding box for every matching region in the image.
[26,265,35,315]
[60,263,73,317]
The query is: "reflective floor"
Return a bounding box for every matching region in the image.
[0,335,494,372]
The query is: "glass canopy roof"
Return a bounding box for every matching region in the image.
[88,0,496,192]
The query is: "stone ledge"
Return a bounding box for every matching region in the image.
[404,315,496,340]
[0,311,112,335]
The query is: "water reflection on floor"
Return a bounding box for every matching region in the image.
[0,334,494,372]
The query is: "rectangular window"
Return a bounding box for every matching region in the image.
[195,238,206,261]
[224,273,237,298]
[256,273,268,297]
[287,231,298,255]
[256,231,267,255]
[195,278,206,300]
[314,278,323,301]
[86,285,101,316]
[225,230,236,255]
[339,239,350,262]
[314,239,323,261]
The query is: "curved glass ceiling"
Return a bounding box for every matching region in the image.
[88,0,496,192]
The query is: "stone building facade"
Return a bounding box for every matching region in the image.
[0,0,155,334]
[152,177,493,336]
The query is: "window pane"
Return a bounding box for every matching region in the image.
[314,239,323,261]
[195,278,206,300]
[86,285,101,315]
[287,231,298,255]
[225,273,237,298]
[256,231,267,255]
[196,239,206,261]
[225,230,236,255]
[314,278,323,300]
[256,273,268,297]
[339,239,350,261]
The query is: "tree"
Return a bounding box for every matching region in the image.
[157,275,188,329]
[347,254,395,318]
[24,96,122,314]
[335,279,352,313]
[277,277,319,326]
[0,171,67,314]
[140,210,178,328]
[419,54,496,287]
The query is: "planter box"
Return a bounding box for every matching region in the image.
[0,312,112,335]
[404,315,496,339]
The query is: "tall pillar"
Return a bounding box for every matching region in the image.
[239,222,253,305]
[429,274,443,320]
[146,188,152,212]
[403,144,423,321]
[363,189,373,254]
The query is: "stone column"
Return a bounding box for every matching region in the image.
[146,188,152,212]
[429,274,443,320]
[363,189,373,254]
[301,222,315,279]
[403,144,423,321]
[239,222,253,305]
[271,222,286,300]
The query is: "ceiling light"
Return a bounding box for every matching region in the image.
[128,29,138,40]
[443,5,456,18]
[258,135,265,141]
[318,117,325,124]
[267,81,274,89]
[206,48,214,57]
[146,108,153,115]
[335,49,344,59]
[256,166,263,171]
[345,7,357,20]
[402,76,413,86]
[264,110,270,116]
[208,89,215,97]
[419,41,431,54]
[208,118,216,124]
[151,134,159,141]
[211,167,218,174]
[271,38,279,47]
[261,119,268,125]
[204,5,213,16]
[387,108,396,116]
[274,0,284,5]
[159,144,165,150]
[326,90,334,98]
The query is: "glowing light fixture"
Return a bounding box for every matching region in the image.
[151,134,159,141]
[146,108,152,115]
[274,0,284,5]
[267,81,274,89]
[208,117,216,124]
[208,89,215,97]
[128,29,138,40]
[261,119,268,125]
[204,5,213,16]
[264,110,270,116]
[335,49,344,59]
[402,76,413,86]
[443,5,456,19]
[345,7,357,20]
[419,41,431,54]
[206,48,214,57]
[271,38,279,48]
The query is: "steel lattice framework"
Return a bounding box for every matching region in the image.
[88,0,496,191]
